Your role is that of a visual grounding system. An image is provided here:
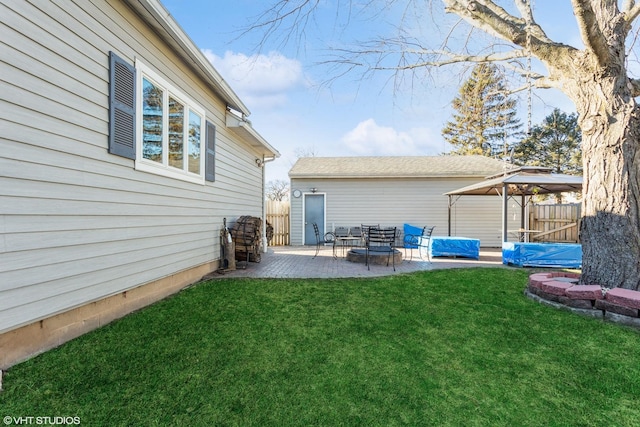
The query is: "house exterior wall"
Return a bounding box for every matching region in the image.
[290,177,520,247]
[1,0,271,366]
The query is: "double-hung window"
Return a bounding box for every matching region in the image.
[109,52,215,182]
[136,60,205,184]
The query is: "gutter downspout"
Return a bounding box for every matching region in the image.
[521,193,526,241]
[260,156,277,253]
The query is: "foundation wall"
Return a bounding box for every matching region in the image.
[0,261,217,370]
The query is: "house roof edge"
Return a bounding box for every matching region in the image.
[125,0,250,116]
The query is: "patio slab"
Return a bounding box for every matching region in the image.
[204,245,507,279]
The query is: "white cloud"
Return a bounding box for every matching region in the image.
[202,49,307,109]
[341,119,444,156]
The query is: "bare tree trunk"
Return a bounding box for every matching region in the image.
[573,75,640,290]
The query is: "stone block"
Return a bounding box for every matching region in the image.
[604,311,640,328]
[605,288,640,309]
[566,285,603,300]
[528,273,553,289]
[595,299,640,317]
[550,272,581,279]
[541,280,573,296]
[536,289,570,305]
[527,285,540,296]
[565,298,594,310]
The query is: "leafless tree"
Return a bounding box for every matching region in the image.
[293,145,318,159]
[248,0,640,290]
[289,145,319,168]
[266,179,290,201]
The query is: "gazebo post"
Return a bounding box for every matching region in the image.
[502,183,508,243]
[521,194,526,240]
[448,195,452,237]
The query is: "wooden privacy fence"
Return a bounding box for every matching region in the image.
[529,203,581,243]
[266,200,290,246]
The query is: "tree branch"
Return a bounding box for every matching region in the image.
[405,49,527,69]
[441,0,575,71]
[630,77,640,97]
[511,75,558,92]
[514,0,534,25]
[623,0,635,14]
[324,45,546,81]
[443,0,522,44]
[570,0,610,65]
[237,0,322,52]
[627,4,640,24]
[247,0,581,93]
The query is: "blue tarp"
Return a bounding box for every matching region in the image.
[431,236,480,259]
[502,242,582,268]
[403,224,424,248]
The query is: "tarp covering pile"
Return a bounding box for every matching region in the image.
[502,242,582,268]
[431,236,480,259]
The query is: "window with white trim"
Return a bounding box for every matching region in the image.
[135,60,205,184]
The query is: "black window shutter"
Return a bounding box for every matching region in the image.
[109,51,136,159]
[205,121,216,182]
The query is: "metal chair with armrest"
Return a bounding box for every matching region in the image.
[350,226,363,247]
[312,223,336,258]
[361,224,379,246]
[365,227,398,271]
[403,226,435,262]
[334,226,360,256]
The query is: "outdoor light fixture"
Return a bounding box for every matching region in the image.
[311,188,317,193]
[255,158,263,167]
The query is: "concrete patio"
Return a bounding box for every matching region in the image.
[206,245,508,279]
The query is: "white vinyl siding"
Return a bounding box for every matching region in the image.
[290,177,520,247]
[0,0,267,334]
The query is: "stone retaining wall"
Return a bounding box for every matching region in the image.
[526,272,640,328]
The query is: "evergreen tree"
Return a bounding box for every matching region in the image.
[515,109,582,175]
[442,64,522,156]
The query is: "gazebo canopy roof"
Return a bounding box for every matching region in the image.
[445,167,582,197]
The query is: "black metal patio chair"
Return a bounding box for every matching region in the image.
[333,226,358,257]
[312,223,336,258]
[403,226,435,262]
[361,224,379,246]
[350,226,363,247]
[365,226,397,271]
[334,226,349,238]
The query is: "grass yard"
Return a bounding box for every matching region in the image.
[2,268,640,426]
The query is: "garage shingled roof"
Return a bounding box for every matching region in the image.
[289,155,514,179]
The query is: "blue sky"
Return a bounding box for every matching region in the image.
[161,0,579,182]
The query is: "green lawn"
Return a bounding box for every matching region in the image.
[2,268,640,426]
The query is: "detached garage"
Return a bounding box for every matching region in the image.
[288,156,521,247]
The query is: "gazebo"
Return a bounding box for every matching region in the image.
[445,166,583,267]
